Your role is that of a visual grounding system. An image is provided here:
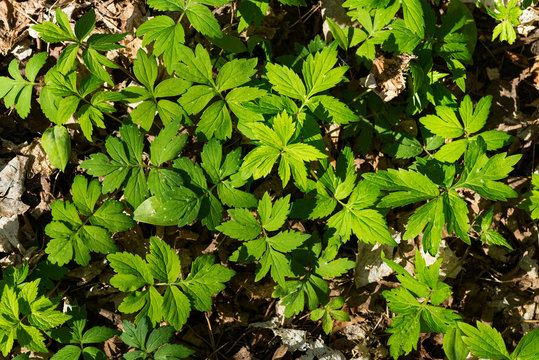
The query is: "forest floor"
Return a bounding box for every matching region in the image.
[0,0,538,359]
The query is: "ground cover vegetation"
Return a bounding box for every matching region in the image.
[0,0,538,358]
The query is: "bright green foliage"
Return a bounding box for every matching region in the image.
[296,148,395,245]
[0,52,47,118]
[273,237,354,318]
[120,317,194,360]
[382,251,461,359]
[44,175,135,266]
[108,237,235,330]
[48,305,118,360]
[134,138,256,230]
[342,0,401,64]
[40,68,122,141]
[520,174,539,219]
[443,328,469,360]
[454,137,521,201]
[42,125,71,171]
[310,297,350,334]
[365,137,520,255]
[420,95,512,162]
[241,111,326,188]
[266,43,348,104]
[0,263,70,356]
[457,322,539,359]
[219,193,311,285]
[81,123,150,209]
[123,49,191,130]
[82,119,189,210]
[486,0,522,45]
[33,9,125,85]
[474,207,512,249]
[174,44,261,140]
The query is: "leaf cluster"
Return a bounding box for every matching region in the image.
[108,236,235,331]
[45,175,135,266]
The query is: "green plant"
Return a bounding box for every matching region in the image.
[310,297,350,335]
[457,322,539,360]
[0,52,48,119]
[0,0,533,357]
[44,175,135,266]
[108,236,234,330]
[0,264,70,355]
[485,0,522,45]
[520,174,539,219]
[364,137,520,255]
[381,250,461,359]
[48,305,118,360]
[120,316,193,360]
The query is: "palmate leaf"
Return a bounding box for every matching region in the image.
[120,317,194,359]
[0,52,48,119]
[382,250,461,359]
[109,237,234,331]
[458,322,510,360]
[455,137,521,201]
[125,49,190,130]
[49,305,118,360]
[221,193,309,285]
[0,275,70,356]
[44,175,134,266]
[136,139,253,229]
[174,46,259,140]
[137,16,185,73]
[81,123,148,209]
[420,96,512,162]
[241,111,326,187]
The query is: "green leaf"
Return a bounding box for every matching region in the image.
[443,328,469,360]
[180,254,235,312]
[266,63,306,100]
[145,326,174,352]
[90,200,135,232]
[81,123,149,209]
[25,52,48,82]
[82,326,118,344]
[42,125,71,172]
[363,168,440,207]
[162,286,190,331]
[148,0,184,11]
[402,0,425,39]
[217,208,261,241]
[458,321,510,359]
[302,44,348,96]
[150,117,187,166]
[51,345,82,360]
[137,16,185,73]
[71,175,101,216]
[512,327,539,360]
[154,344,195,359]
[216,58,257,92]
[419,107,464,139]
[456,138,521,201]
[82,48,117,86]
[133,49,158,91]
[75,9,96,41]
[197,100,232,140]
[147,237,182,283]
[108,252,154,291]
[185,4,222,38]
[174,44,213,85]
